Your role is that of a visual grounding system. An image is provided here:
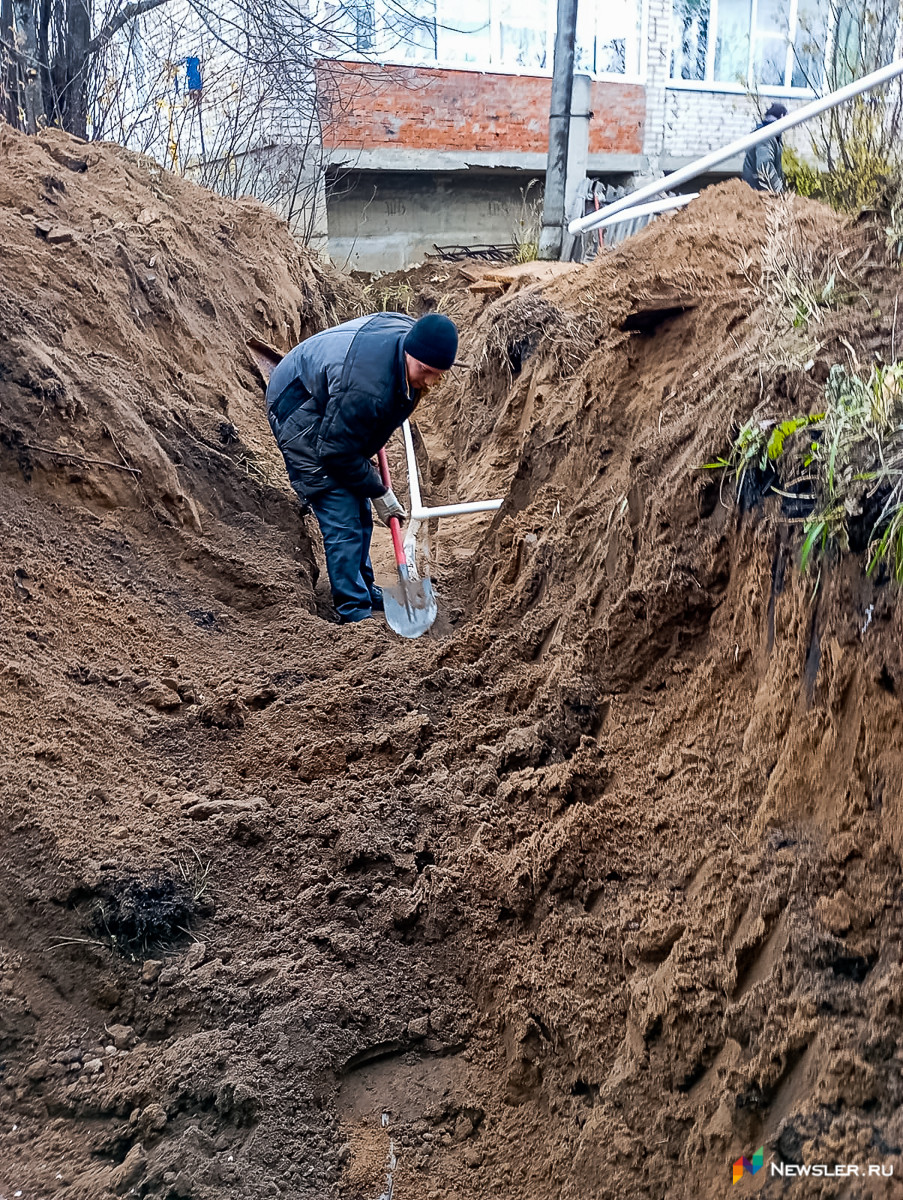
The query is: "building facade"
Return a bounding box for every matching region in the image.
[317,0,863,269]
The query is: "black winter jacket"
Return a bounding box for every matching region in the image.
[742,118,784,193]
[265,312,418,500]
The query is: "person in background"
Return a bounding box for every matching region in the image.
[742,102,788,193]
[265,312,458,624]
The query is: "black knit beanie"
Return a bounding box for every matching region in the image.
[765,102,788,120]
[403,314,459,371]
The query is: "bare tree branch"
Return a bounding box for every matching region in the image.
[86,0,172,55]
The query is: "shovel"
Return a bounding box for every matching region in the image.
[246,335,283,387]
[376,446,437,638]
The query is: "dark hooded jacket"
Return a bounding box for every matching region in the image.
[742,117,784,193]
[265,312,418,500]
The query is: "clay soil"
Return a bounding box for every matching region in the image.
[2,126,903,1200]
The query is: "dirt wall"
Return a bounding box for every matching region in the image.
[1,147,903,1200]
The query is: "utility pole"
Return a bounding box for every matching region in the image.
[538,0,579,260]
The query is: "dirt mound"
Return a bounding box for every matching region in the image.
[408,181,903,1196]
[2,162,903,1200]
[0,124,358,611]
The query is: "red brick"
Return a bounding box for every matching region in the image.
[317,61,645,156]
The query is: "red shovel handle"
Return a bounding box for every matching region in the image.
[376,447,407,571]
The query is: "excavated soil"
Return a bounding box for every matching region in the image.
[2,126,903,1200]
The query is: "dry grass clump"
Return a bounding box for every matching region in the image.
[478,292,606,382]
[743,199,855,335]
[356,281,416,316]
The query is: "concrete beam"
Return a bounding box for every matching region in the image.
[660,154,744,174]
[325,147,648,175]
[561,73,592,261]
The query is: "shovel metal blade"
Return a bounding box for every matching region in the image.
[383,577,437,639]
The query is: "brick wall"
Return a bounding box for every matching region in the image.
[642,0,671,163]
[665,89,753,157]
[318,61,645,156]
[664,89,808,160]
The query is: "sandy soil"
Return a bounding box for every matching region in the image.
[2,126,903,1200]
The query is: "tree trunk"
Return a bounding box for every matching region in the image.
[1,0,17,126]
[12,0,42,131]
[62,0,90,136]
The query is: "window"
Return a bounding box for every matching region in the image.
[828,1,901,85]
[437,0,492,64]
[352,0,376,50]
[714,0,751,83]
[333,0,643,77]
[497,0,550,71]
[753,0,791,86]
[346,0,438,58]
[671,0,707,80]
[670,0,836,90]
[791,0,830,88]
[382,0,438,60]
[576,0,643,75]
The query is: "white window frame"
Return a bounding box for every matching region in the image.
[668,0,836,96]
[324,0,647,83]
[573,0,646,80]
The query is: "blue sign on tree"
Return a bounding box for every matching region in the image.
[185,57,203,91]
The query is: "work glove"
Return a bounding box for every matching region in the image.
[373,489,407,526]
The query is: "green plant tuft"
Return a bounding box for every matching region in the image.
[702,361,903,580]
[782,145,824,200]
[701,413,821,484]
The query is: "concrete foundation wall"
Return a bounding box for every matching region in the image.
[326,169,543,273]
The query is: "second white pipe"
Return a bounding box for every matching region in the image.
[580,192,697,233]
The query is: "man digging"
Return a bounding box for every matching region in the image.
[265,311,458,624]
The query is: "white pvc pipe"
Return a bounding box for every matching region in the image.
[399,419,504,578]
[401,419,504,520]
[400,421,423,573]
[569,57,903,235]
[416,500,504,518]
[402,420,424,513]
[582,192,697,232]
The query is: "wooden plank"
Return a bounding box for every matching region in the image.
[468,280,507,294]
[478,261,583,284]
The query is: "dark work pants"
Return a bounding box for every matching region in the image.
[309,488,377,623]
